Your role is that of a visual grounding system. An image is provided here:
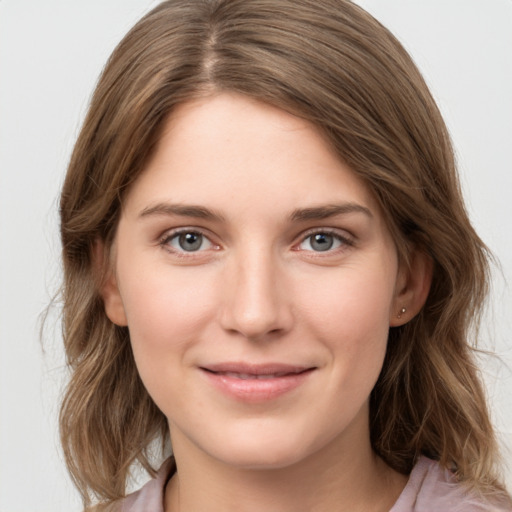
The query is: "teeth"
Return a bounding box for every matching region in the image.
[222,372,287,380]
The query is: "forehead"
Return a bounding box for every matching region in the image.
[122,92,379,220]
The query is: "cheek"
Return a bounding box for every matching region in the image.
[301,264,395,332]
[116,257,219,365]
[296,262,396,376]
[116,263,223,415]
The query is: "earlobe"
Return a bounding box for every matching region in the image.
[93,239,128,327]
[390,250,433,327]
[102,272,128,327]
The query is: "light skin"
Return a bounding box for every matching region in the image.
[102,93,432,512]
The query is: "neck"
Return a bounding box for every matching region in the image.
[164,415,407,512]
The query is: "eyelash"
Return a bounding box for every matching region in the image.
[159,228,218,258]
[158,227,355,256]
[294,228,355,255]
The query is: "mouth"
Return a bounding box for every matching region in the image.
[199,363,316,402]
[201,362,313,378]
[209,371,304,380]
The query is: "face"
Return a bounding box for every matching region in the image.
[104,93,410,470]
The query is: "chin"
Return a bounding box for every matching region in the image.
[213,445,307,471]
[203,424,324,471]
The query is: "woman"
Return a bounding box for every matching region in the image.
[58,0,511,510]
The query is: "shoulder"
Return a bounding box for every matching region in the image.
[112,458,176,512]
[391,456,511,512]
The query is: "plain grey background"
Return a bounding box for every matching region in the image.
[1,1,511,510]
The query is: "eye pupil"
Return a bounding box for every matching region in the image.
[179,232,203,251]
[311,233,334,251]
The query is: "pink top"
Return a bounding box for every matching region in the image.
[117,456,510,511]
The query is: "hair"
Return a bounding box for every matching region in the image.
[58,0,510,508]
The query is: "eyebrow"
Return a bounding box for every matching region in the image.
[289,203,372,221]
[138,203,226,222]
[138,202,372,223]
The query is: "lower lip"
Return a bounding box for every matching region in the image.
[201,369,315,403]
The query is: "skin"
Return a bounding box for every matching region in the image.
[102,93,431,511]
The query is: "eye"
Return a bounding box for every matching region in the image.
[162,230,214,253]
[298,231,352,252]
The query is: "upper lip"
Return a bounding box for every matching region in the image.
[200,362,314,376]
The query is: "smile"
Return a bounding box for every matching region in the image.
[200,363,316,402]
[215,371,299,380]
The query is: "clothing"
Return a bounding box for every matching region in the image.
[117,456,509,512]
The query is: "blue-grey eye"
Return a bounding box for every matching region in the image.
[168,231,212,252]
[299,232,344,252]
[310,233,334,251]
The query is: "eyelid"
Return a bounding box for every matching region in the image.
[158,227,220,255]
[293,227,355,252]
[156,225,355,257]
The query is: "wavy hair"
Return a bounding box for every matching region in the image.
[58,0,509,507]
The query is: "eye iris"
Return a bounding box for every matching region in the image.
[179,232,202,251]
[311,233,334,251]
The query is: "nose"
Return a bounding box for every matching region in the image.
[219,250,293,341]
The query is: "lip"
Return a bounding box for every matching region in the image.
[200,362,316,403]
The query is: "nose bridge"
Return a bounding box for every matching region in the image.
[220,244,291,340]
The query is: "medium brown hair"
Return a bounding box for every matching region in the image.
[59,0,509,507]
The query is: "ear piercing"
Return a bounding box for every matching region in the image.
[397,307,406,319]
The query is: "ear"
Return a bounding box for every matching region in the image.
[389,249,433,327]
[93,239,128,327]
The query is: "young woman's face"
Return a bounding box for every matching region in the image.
[105,93,406,469]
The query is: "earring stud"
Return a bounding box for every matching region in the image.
[397,307,406,319]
